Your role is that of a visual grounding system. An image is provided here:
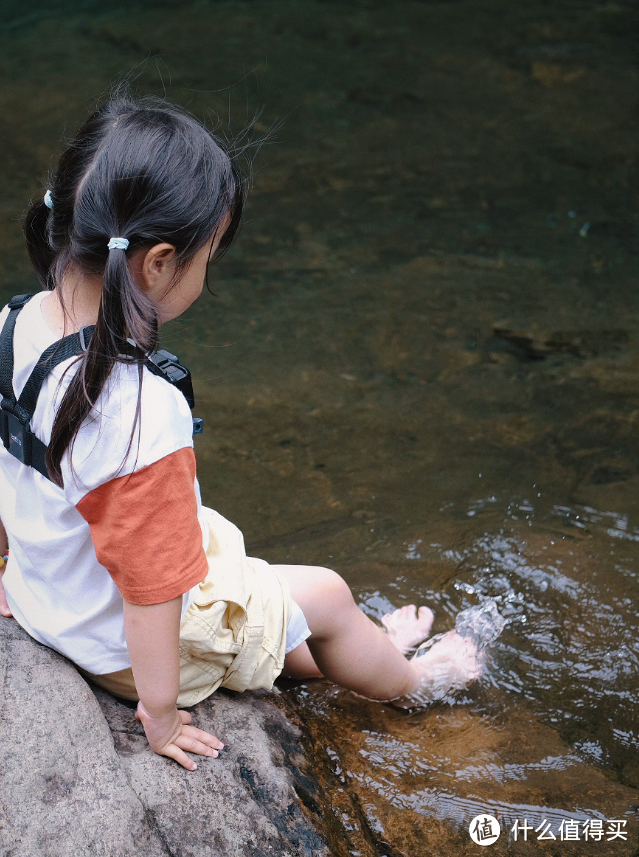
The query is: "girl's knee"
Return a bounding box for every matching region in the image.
[307,566,357,627]
[311,566,353,604]
[289,566,357,636]
[274,563,357,634]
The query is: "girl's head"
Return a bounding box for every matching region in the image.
[26,92,243,332]
[26,93,245,484]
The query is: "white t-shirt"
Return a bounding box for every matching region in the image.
[0,292,209,673]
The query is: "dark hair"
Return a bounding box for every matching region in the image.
[24,93,244,486]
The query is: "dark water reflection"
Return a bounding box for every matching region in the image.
[1,0,639,853]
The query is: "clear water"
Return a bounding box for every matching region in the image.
[1,0,638,853]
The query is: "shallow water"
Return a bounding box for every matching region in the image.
[1,0,639,853]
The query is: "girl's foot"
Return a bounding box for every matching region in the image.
[393,630,482,707]
[382,605,435,654]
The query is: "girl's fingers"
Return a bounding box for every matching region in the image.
[137,703,224,768]
[175,735,219,757]
[165,745,199,772]
[182,725,224,749]
[166,729,224,769]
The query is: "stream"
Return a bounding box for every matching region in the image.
[1,1,638,853]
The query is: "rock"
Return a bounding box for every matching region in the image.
[0,618,328,857]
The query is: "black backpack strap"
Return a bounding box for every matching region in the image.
[0,292,94,480]
[17,326,94,416]
[0,294,35,400]
[5,327,94,480]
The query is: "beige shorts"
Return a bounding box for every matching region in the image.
[85,593,310,706]
[84,507,306,707]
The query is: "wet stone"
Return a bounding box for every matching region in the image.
[0,619,329,857]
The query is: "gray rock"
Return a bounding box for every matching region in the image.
[0,618,328,857]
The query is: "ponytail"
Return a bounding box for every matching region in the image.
[46,243,159,486]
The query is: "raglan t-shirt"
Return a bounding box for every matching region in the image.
[0,292,209,674]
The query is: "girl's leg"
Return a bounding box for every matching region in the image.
[276,565,443,700]
[282,603,435,680]
[282,640,324,680]
[282,606,437,683]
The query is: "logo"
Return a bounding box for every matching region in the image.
[469,814,501,846]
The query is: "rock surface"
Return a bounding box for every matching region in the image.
[0,618,328,857]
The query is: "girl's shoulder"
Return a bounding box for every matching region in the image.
[60,352,196,503]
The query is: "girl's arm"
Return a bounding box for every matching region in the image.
[0,516,11,618]
[123,596,224,770]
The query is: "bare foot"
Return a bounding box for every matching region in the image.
[393,630,482,707]
[382,605,434,654]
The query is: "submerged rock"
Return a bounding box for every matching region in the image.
[0,618,328,857]
[287,685,639,857]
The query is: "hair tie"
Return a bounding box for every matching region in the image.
[44,190,54,210]
[107,237,129,251]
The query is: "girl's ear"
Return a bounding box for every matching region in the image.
[134,243,177,292]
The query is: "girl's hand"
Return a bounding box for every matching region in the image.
[0,574,12,618]
[135,701,224,771]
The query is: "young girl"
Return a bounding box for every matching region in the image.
[0,94,480,772]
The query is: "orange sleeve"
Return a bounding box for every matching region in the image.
[76,447,208,605]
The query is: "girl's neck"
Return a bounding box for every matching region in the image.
[41,268,103,338]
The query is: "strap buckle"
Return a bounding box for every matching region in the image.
[0,398,32,465]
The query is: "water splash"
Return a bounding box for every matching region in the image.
[396,631,484,708]
[391,601,507,708]
[454,599,507,650]
[388,590,511,709]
